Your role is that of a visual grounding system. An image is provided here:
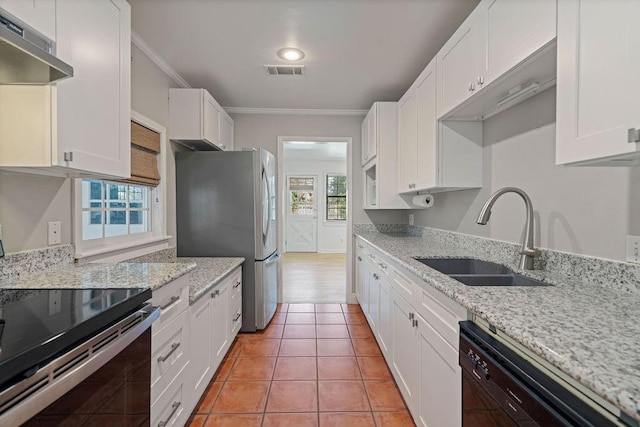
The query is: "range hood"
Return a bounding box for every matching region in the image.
[0,12,73,84]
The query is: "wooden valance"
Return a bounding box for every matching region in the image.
[119,121,161,187]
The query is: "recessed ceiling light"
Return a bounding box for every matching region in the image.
[277,47,305,61]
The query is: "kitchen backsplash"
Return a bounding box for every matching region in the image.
[0,244,74,282]
[355,223,640,294]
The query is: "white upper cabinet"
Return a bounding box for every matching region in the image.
[361,104,377,166]
[483,0,556,84]
[556,0,640,166]
[363,102,412,209]
[438,0,557,121]
[55,0,131,178]
[0,0,131,178]
[0,0,55,41]
[170,88,233,151]
[398,59,483,194]
[220,114,234,151]
[436,8,486,118]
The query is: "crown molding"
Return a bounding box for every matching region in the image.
[223,107,369,116]
[131,31,191,89]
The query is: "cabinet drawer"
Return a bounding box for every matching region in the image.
[415,284,466,350]
[230,298,242,337]
[228,268,242,308]
[391,267,417,304]
[151,362,189,427]
[152,275,189,332]
[151,310,189,404]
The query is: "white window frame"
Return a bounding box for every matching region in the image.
[73,111,169,262]
[325,172,347,222]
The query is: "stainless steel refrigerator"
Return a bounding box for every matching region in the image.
[176,148,279,331]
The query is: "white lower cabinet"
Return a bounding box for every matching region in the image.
[416,313,461,427]
[391,289,420,413]
[189,292,214,406]
[210,282,229,368]
[355,236,465,426]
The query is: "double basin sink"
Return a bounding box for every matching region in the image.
[414,258,551,287]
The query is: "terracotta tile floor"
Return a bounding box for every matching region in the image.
[187,303,415,427]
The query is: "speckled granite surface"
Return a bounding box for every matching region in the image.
[0,261,196,291]
[128,249,244,303]
[354,228,640,421]
[0,245,75,282]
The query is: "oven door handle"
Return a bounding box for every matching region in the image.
[0,303,160,427]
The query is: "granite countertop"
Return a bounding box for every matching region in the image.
[154,257,245,303]
[0,262,196,291]
[355,230,640,422]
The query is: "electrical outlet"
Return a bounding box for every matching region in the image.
[48,221,61,245]
[627,235,640,264]
[408,214,414,226]
[49,290,62,315]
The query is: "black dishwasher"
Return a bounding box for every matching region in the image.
[459,321,620,427]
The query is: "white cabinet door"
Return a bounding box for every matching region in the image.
[367,105,377,162]
[437,8,486,118]
[484,0,556,85]
[367,269,380,333]
[397,90,417,193]
[377,277,392,359]
[55,0,131,178]
[556,0,640,165]
[0,0,55,41]
[220,114,234,151]
[355,249,363,303]
[391,289,419,413]
[359,259,370,316]
[203,92,221,147]
[416,313,461,427]
[361,113,369,166]
[415,61,438,191]
[211,283,229,367]
[189,294,213,404]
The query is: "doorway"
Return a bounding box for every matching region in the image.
[278,138,352,304]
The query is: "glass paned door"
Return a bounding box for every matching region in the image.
[286,176,317,252]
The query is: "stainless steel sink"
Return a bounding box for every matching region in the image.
[414,257,552,287]
[414,258,512,275]
[449,274,551,287]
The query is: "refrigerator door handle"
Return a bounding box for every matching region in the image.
[262,166,270,242]
[265,252,281,265]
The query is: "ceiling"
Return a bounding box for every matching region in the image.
[130,0,479,110]
[283,142,347,161]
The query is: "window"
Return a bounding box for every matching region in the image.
[81,179,152,241]
[289,177,315,215]
[326,174,347,221]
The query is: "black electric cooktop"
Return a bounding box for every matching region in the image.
[0,287,151,391]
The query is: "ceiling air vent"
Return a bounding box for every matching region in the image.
[264,65,305,76]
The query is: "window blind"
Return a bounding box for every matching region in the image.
[119,121,161,186]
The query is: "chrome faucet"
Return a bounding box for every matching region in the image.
[476,187,540,270]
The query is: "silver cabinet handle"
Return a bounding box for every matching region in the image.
[413,319,418,328]
[158,401,181,427]
[160,295,180,310]
[211,289,220,298]
[628,128,640,143]
[373,273,379,280]
[469,83,475,92]
[233,280,241,289]
[477,76,484,85]
[409,312,414,320]
[357,256,362,261]
[233,312,242,322]
[157,342,180,363]
[221,144,226,149]
[378,262,387,269]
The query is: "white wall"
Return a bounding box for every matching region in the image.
[284,158,347,253]
[0,44,181,254]
[410,87,640,262]
[231,113,406,227]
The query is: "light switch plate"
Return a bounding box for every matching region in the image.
[48,221,61,245]
[626,235,640,264]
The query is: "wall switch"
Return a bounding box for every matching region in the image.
[408,214,414,226]
[626,235,640,264]
[48,221,61,245]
